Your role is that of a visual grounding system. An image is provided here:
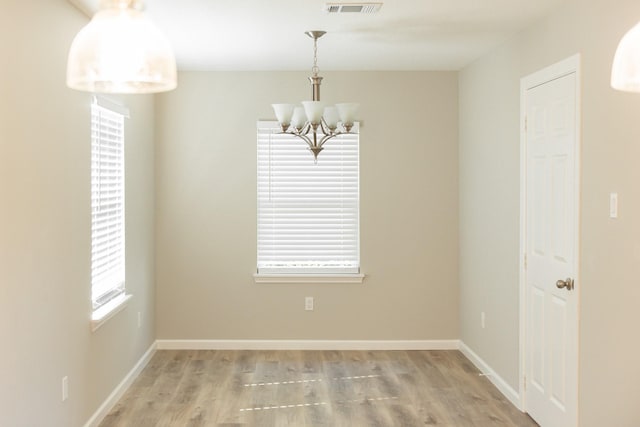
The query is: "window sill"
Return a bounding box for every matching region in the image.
[91,294,132,332]
[254,273,365,284]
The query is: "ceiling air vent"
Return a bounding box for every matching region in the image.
[325,3,383,14]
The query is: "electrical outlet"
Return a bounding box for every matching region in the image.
[481,312,486,329]
[62,376,69,402]
[610,193,618,218]
[305,297,314,311]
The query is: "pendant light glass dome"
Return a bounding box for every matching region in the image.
[67,0,177,94]
[611,21,640,93]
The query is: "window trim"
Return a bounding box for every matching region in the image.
[90,96,131,330]
[253,273,365,284]
[256,121,361,279]
[90,293,132,331]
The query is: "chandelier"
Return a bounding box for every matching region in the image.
[272,31,359,160]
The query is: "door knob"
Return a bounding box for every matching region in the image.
[556,277,574,290]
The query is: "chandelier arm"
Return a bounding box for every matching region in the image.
[296,135,313,148]
[279,130,314,149]
[300,133,315,149]
[318,127,357,148]
[318,120,337,136]
[295,122,313,137]
[317,120,360,148]
[318,133,338,148]
[311,124,324,151]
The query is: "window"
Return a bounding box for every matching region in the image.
[256,121,362,281]
[91,97,129,325]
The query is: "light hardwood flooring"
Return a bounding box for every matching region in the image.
[99,350,538,427]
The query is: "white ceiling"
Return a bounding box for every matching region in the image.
[70,0,566,71]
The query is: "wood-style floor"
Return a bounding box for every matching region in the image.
[99,350,538,427]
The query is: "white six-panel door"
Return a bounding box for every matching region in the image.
[522,56,579,427]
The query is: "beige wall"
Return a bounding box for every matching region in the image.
[459,0,640,425]
[155,71,459,341]
[14,0,640,424]
[0,2,156,426]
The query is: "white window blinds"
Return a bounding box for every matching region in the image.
[257,121,360,274]
[91,98,127,310]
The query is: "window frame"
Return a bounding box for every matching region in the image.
[254,121,364,284]
[90,96,131,330]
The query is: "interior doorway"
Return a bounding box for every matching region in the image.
[519,54,581,427]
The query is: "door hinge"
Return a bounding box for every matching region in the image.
[523,375,527,391]
[524,116,528,132]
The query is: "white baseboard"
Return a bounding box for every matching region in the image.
[459,341,522,410]
[83,342,157,427]
[156,339,460,351]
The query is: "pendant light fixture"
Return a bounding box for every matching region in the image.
[611,21,640,92]
[272,31,359,160]
[67,0,177,94]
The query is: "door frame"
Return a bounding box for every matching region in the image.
[518,54,581,422]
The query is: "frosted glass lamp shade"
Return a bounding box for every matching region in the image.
[291,107,307,129]
[612,21,640,92]
[302,101,325,125]
[272,104,295,126]
[67,1,177,94]
[323,106,339,129]
[336,103,359,124]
